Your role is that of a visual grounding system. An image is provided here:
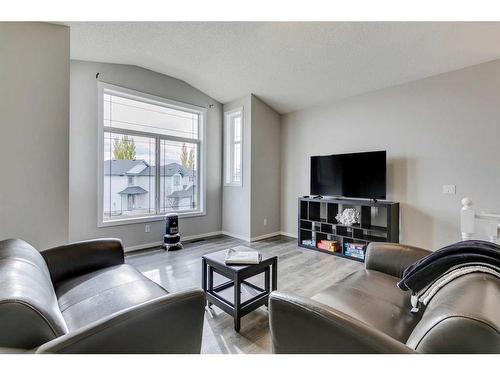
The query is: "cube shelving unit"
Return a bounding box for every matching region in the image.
[298,197,400,262]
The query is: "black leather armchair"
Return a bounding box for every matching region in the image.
[0,238,205,353]
[269,291,414,354]
[269,242,500,354]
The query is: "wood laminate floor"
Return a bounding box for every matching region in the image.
[126,235,362,354]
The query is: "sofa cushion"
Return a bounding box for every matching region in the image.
[56,264,168,331]
[0,239,68,349]
[312,269,420,342]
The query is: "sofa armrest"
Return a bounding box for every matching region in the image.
[41,238,124,284]
[365,242,431,279]
[35,289,205,354]
[269,291,415,354]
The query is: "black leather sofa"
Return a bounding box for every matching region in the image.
[269,242,500,354]
[0,238,205,353]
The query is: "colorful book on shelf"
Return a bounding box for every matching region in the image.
[348,242,366,249]
[317,242,330,251]
[301,239,316,247]
[344,250,365,260]
[344,247,365,254]
[344,244,365,251]
[343,243,366,259]
[318,239,340,252]
[344,243,366,250]
[344,252,364,258]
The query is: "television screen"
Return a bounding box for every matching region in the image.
[310,151,386,199]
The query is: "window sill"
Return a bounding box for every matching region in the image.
[98,210,206,228]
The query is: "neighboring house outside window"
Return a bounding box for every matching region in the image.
[173,173,182,189]
[99,83,206,225]
[224,108,243,186]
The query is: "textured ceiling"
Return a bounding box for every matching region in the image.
[65,22,500,114]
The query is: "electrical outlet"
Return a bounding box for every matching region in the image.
[442,185,456,195]
[263,218,267,226]
[145,224,151,233]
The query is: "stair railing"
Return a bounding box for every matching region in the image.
[461,197,500,243]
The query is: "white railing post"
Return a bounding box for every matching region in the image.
[460,197,475,240]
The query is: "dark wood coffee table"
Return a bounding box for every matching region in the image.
[201,247,278,332]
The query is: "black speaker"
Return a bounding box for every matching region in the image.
[162,213,183,251]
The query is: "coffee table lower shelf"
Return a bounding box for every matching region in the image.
[202,252,278,332]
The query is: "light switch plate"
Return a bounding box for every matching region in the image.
[442,185,456,195]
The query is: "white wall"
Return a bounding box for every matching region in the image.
[250,95,281,239]
[70,60,222,249]
[281,60,500,250]
[0,23,70,249]
[222,96,252,239]
[222,95,281,241]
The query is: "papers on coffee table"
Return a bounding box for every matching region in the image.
[225,246,262,265]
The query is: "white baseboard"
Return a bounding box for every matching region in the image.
[124,231,222,253]
[250,231,282,242]
[124,230,296,253]
[220,231,251,242]
[124,241,163,253]
[221,230,287,242]
[184,231,222,242]
[279,231,298,239]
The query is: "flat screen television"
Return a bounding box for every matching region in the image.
[310,150,386,199]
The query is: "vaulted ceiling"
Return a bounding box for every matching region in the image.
[65,22,500,113]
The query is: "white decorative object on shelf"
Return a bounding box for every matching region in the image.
[336,208,360,226]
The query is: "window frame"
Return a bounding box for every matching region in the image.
[224,107,244,187]
[97,82,207,227]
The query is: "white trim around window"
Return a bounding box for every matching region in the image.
[224,107,244,187]
[97,82,207,227]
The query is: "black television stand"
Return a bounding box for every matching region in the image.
[298,196,399,262]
